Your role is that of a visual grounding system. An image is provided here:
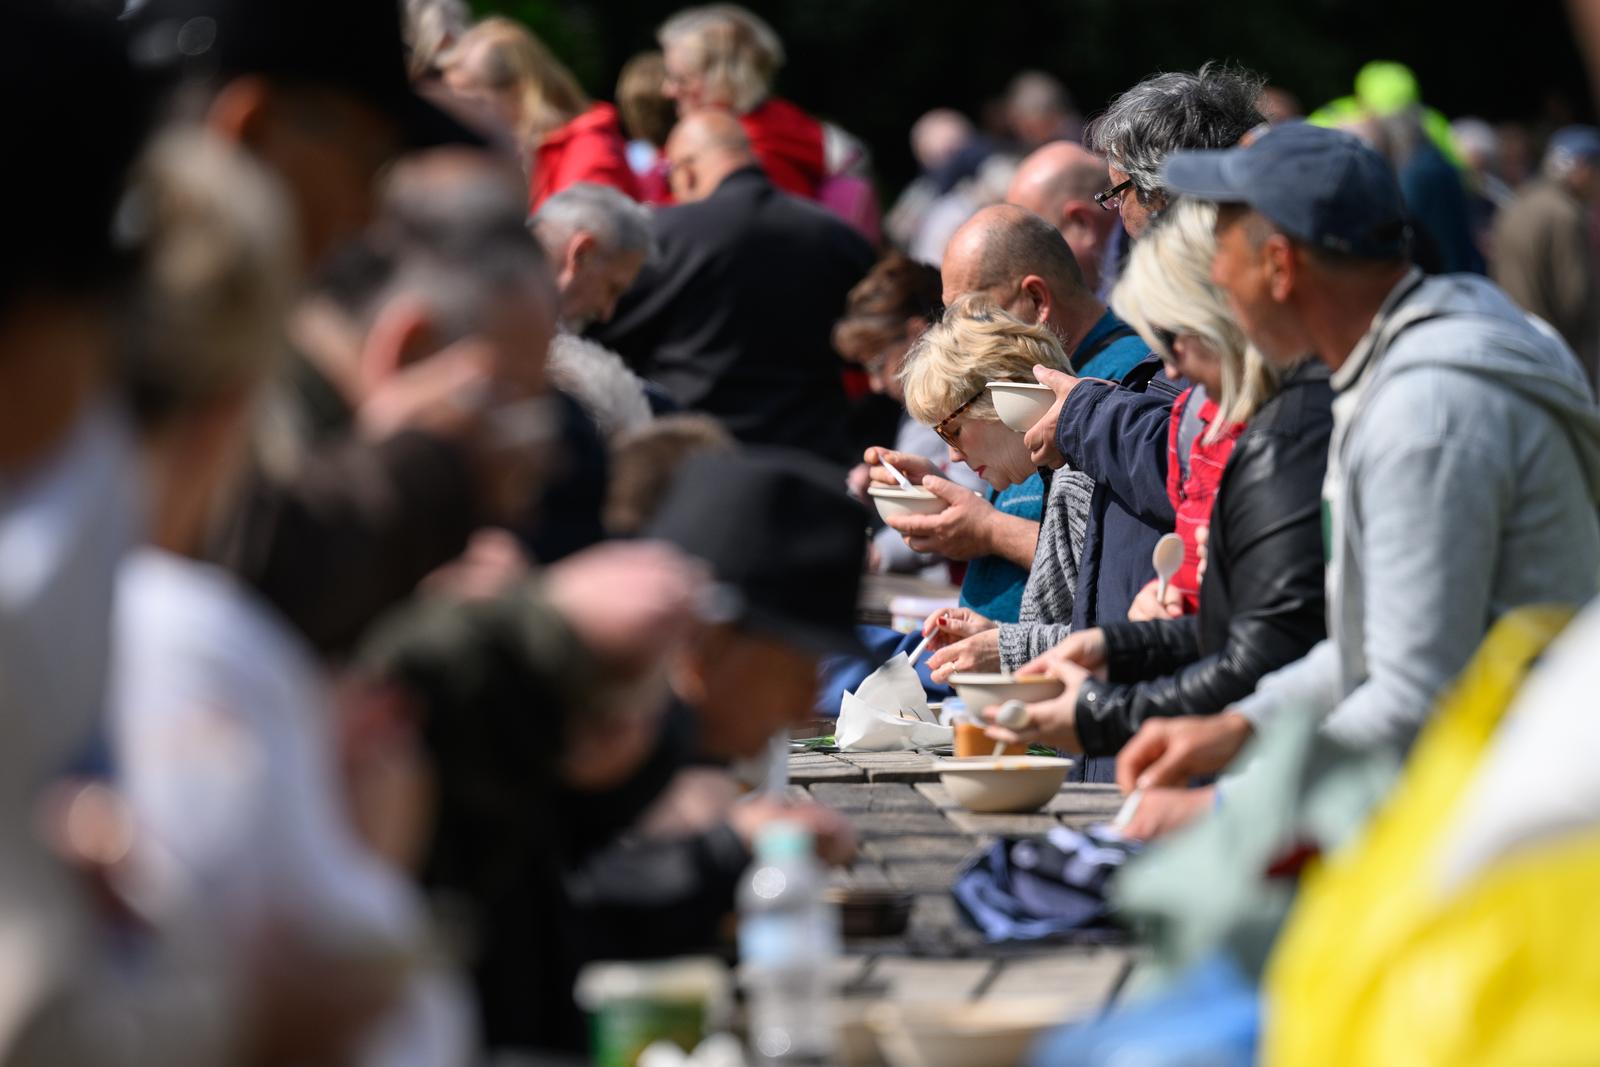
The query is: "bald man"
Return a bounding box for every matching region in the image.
[940,204,1148,380]
[593,109,875,461]
[1007,142,1120,293]
[662,109,757,203]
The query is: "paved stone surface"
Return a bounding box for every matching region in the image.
[914,782,960,810]
[862,762,946,784]
[811,783,930,812]
[789,756,869,784]
[796,748,1135,1020]
[884,858,971,892]
[861,834,982,863]
[945,809,1063,836]
[849,811,966,837]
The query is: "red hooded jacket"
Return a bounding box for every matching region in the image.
[739,97,825,199]
[529,103,641,211]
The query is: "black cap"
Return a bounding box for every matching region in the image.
[647,449,869,657]
[125,0,481,149]
[4,1,156,306]
[1162,121,1411,261]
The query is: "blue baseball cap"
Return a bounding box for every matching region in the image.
[1162,122,1411,260]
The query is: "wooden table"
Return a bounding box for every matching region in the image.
[789,746,1138,1040]
[855,573,960,628]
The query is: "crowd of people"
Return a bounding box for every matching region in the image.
[3,0,1598,1063]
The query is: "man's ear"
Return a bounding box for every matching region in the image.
[559,231,597,289]
[1058,200,1095,236]
[1265,234,1297,304]
[205,75,274,150]
[360,296,438,390]
[1021,275,1053,325]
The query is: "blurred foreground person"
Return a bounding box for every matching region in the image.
[595,110,874,463]
[0,5,244,1062]
[129,0,538,658]
[440,16,639,210]
[216,147,558,651]
[1492,125,1600,389]
[357,537,707,1056]
[112,130,450,1066]
[1119,122,1600,834]
[565,450,865,971]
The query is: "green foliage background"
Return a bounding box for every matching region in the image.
[472,0,1589,192]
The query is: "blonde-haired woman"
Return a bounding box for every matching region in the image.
[902,297,1096,691]
[1113,198,1279,618]
[657,4,878,238]
[442,16,639,209]
[979,200,1337,768]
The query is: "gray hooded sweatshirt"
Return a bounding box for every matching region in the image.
[1237,269,1600,750]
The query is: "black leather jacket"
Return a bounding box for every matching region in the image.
[1073,361,1334,756]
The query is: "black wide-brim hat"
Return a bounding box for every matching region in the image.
[647,448,869,658]
[126,0,483,150]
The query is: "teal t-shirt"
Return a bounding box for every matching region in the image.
[957,472,1045,623]
[1075,309,1151,381]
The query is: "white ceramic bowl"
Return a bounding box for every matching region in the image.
[938,756,1074,813]
[867,999,1068,1067]
[868,485,945,522]
[986,381,1056,433]
[948,672,1064,713]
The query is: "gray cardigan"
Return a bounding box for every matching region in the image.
[998,464,1094,670]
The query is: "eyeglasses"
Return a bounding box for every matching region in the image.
[933,388,984,447]
[1094,178,1134,211]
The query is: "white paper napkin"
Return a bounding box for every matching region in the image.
[837,653,953,751]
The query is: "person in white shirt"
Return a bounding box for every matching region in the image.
[108,129,457,1065]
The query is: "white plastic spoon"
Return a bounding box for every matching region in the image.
[991,699,1030,756]
[1152,533,1186,603]
[879,457,917,490]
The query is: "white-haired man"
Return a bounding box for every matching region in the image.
[529,182,654,332]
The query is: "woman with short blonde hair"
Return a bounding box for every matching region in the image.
[441,17,639,209]
[901,297,1097,690]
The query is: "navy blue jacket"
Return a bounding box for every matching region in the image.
[1052,354,1183,782]
[1059,356,1184,632]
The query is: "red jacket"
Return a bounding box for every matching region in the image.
[1166,386,1244,613]
[739,97,825,199]
[529,103,641,211]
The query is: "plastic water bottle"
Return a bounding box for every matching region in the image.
[737,822,839,1065]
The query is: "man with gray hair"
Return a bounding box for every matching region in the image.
[1084,62,1265,239]
[530,182,654,331]
[1492,126,1600,389]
